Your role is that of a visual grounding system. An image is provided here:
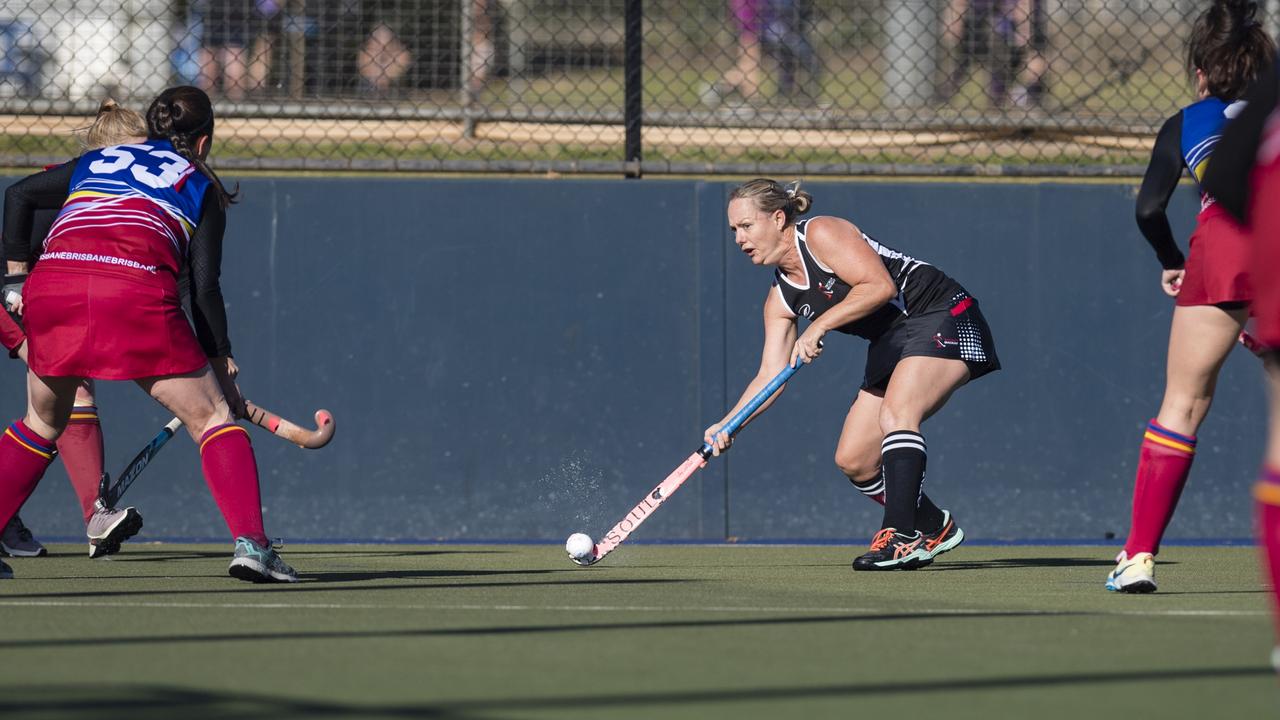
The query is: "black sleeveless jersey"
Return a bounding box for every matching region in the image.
[773,218,964,340]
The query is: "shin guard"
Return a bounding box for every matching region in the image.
[1124,419,1196,556]
[199,424,268,546]
[0,419,56,531]
[57,406,105,523]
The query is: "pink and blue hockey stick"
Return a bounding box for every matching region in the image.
[574,356,809,566]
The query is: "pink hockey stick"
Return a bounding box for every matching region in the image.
[574,357,806,566]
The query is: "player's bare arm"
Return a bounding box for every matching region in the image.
[704,289,796,456]
[790,216,896,365]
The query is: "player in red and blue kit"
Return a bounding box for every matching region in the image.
[1202,51,1280,672]
[704,179,999,571]
[1107,0,1274,593]
[0,86,295,582]
[0,99,151,560]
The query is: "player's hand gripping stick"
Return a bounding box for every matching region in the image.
[576,354,810,566]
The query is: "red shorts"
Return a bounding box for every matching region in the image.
[1176,203,1253,307]
[1252,159,1280,347]
[22,266,208,380]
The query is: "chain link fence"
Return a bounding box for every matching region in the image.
[0,1,1276,174]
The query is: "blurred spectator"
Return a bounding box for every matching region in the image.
[468,0,496,99]
[0,20,46,98]
[937,0,1049,108]
[765,0,820,101]
[199,0,280,100]
[703,0,765,106]
[171,7,204,86]
[357,22,412,96]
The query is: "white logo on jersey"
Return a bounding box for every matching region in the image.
[798,304,814,319]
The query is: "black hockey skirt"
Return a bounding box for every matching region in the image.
[861,291,1001,392]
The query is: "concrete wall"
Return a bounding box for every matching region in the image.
[4,177,1265,544]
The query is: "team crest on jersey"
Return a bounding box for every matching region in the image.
[819,277,836,299]
[933,333,959,349]
[798,303,815,319]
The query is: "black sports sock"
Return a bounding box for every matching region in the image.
[916,494,946,535]
[881,430,927,533]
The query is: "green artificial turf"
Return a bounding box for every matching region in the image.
[0,543,1273,719]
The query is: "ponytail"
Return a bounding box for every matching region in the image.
[728,178,815,225]
[146,86,238,209]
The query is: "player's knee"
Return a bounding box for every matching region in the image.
[181,404,236,442]
[877,404,919,436]
[24,414,65,443]
[1158,393,1213,433]
[835,448,879,482]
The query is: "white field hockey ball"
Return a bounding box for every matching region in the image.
[565,533,594,563]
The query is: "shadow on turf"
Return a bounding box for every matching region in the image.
[4,666,1273,719]
[928,557,1149,571]
[106,548,508,563]
[2,576,688,602]
[0,610,1088,650]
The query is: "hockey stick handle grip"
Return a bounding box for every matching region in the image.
[698,358,803,459]
[243,401,336,449]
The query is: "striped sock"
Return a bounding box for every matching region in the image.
[881,430,927,533]
[1124,419,1196,556]
[850,477,885,505]
[56,405,105,523]
[1256,466,1280,645]
[199,424,268,546]
[0,419,56,533]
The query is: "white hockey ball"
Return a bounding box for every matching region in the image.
[565,533,595,564]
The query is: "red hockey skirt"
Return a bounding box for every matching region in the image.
[22,267,208,380]
[1177,202,1253,307]
[1252,159,1280,348]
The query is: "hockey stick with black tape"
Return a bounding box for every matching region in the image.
[243,401,336,449]
[98,400,334,506]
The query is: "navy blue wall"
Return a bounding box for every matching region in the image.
[4,177,1264,543]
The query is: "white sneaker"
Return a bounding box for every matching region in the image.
[1105,551,1157,593]
[1,514,46,557]
[86,506,143,559]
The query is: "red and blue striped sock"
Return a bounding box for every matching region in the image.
[0,419,57,532]
[199,424,268,546]
[1124,419,1196,556]
[851,477,885,505]
[56,405,105,523]
[1255,466,1280,644]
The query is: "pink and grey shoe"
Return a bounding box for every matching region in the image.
[87,506,143,559]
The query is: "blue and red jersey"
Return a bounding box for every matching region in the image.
[41,140,211,283]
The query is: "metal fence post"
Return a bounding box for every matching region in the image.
[884,0,937,109]
[624,0,643,178]
[460,0,477,138]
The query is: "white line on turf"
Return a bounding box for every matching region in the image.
[0,600,1266,616]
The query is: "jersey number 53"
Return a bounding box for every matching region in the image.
[88,144,190,190]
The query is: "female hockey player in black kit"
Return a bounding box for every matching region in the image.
[703,179,1000,571]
